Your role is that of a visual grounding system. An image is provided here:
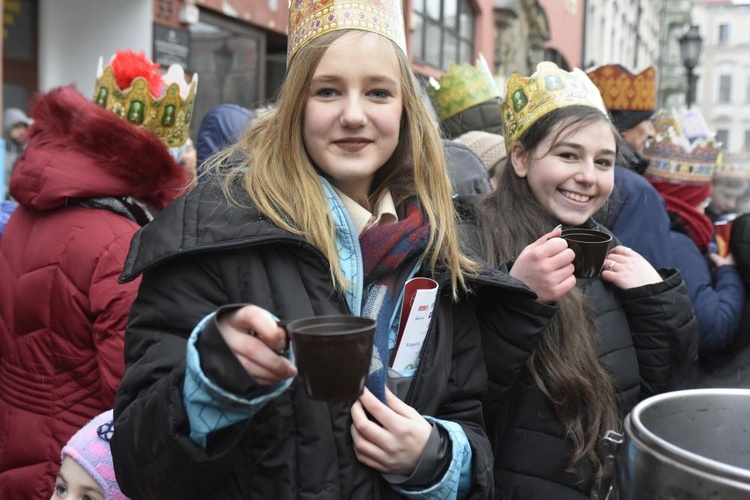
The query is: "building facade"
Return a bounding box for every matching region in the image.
[693,0,750,153]
[582,0,662,72]
[2,0,504,143]
[655,0,692,109]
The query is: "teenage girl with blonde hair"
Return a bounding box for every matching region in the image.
[109,6,547,498]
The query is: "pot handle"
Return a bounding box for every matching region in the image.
[597,430,624,500]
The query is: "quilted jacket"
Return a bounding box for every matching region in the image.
[0,86,188,499]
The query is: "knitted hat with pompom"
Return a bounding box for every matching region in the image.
[61,410,128,500]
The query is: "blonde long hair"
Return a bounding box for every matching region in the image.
[214,30,477,295]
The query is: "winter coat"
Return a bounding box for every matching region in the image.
[669,231,745,357]
[440,98,504,140]
[443,140,493,196]
[195,103,255,177]
[697,212,750,386]
[110,179,547,499]
[0,86,189,499]
[598,164,672,269]
[481,222,699,500]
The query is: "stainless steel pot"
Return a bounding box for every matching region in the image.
[616,389,750,500]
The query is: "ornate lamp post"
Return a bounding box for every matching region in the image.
[679,25,703,109]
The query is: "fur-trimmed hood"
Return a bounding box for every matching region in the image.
[9,86,190,211]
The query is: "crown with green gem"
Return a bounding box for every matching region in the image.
[428,54,500,121]
[93,54,198,148]
[501,62,608,151]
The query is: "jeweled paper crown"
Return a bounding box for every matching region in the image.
[287,0,407,63]
[428,54,500,121]
[93,53,198,148]
[643,108,722,185]
[501,62,608,151]
[586,64,656,112]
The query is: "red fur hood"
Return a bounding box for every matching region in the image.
[9,86,190,211]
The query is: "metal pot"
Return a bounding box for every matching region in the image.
[616,389,750,499]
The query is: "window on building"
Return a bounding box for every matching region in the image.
[412,0,475,70]
[718,23,730,44]
[719,74,732,103]
[716,129,730,150]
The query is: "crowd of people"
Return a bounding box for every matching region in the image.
[0,0,748,498]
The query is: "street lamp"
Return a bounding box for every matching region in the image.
[679,25,703,109]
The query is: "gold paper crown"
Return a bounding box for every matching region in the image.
[287,0,407,63]
[643,108,722,185]
[501,62,608,151]
[428,54,500,121]
[586,64,656,112]
[93,58,198,148]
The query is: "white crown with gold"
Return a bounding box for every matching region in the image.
[287,0,407,63]
[93,56,198,148]
[643,108,722,185]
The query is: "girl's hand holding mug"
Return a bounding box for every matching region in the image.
[510,226,576,304]
[217,305,297,385]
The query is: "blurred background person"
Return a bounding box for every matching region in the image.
[643,108,745,362]
[706,153,750,223]
[3,108,32,200]
[588,64,672,269]
[429,54,502,141]
[428,55,502,196]
[453,130,506,191]
[0,50,194,498]
[195,103,255,180]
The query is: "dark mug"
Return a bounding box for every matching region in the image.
[284,315,376,402]
[561,228,613,278]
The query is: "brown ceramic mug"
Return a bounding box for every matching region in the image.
[283,315,376,402]
[561,228,613,278]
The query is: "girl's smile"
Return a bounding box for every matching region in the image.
[511,119,617,226]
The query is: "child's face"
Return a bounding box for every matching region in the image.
[51,457,104,500]
[512,119,617,226]
[303,30,403,202]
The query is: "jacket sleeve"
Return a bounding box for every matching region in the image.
[111,254,252,499]
[671,232,745,357]
[89,230,140,404]
[619,268,700,397]
[475,277,557,440]
[427,297,496,499]
[477,283,557,396]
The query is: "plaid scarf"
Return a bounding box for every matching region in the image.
[359,198,430,402]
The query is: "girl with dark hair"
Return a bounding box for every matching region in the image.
[475,62,699,499]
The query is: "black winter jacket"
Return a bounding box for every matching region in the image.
[480,224,700,500]
[440,99,504,140]
[111,181,546,499]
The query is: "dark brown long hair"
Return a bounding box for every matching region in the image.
[478,106,621,496]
